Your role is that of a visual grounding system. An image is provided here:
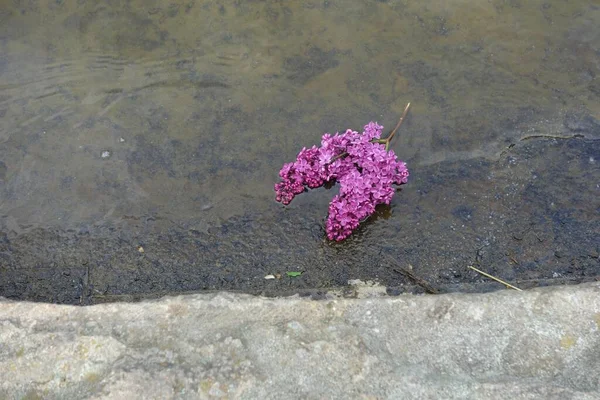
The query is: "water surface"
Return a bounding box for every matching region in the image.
[0,0,598,303]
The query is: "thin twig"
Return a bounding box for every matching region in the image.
[393,267,440,294]
[520,134,584,141]
[386,256,439,294]
[468,266,522,291]
[384,102,411,146]
[328,151,348,163]
[327,102,412,164]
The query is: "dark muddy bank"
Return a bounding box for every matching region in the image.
[2,126,598,304]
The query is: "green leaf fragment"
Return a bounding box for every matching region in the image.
[286,271,303,277]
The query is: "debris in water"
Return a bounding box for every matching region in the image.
[468,266,522,291]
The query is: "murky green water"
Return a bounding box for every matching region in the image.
[1,1,598,303]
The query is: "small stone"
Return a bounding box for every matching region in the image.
[119,137,125,143]
[264,275,276,280]
[138,246,145,253]
[101,151,111,159]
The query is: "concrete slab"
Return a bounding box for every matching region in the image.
[1,283,599,399]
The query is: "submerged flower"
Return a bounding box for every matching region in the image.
[275,121,409,241]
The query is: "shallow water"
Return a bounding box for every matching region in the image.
[0,1,598,303]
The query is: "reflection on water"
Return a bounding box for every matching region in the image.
[0,1,598,302]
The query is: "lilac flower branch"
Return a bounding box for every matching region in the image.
[275,103,411,241]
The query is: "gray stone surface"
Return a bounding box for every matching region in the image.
[1,283,599,400]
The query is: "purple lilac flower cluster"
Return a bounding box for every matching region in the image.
[275,122,409,241]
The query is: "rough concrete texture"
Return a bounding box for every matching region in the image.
[1,283,599,400]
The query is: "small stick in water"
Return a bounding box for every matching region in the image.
[468,266,522,291]
[384,102,411,147]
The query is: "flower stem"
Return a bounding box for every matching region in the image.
[327,102,411,163]
[329,152,348,163]
[383,102,411,150]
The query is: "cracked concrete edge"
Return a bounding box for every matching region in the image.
[1,283,599,399]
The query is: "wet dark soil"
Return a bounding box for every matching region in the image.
[1,135,597,304]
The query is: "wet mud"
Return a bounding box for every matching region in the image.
[0,1,599,304]
[1,132,598,304]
